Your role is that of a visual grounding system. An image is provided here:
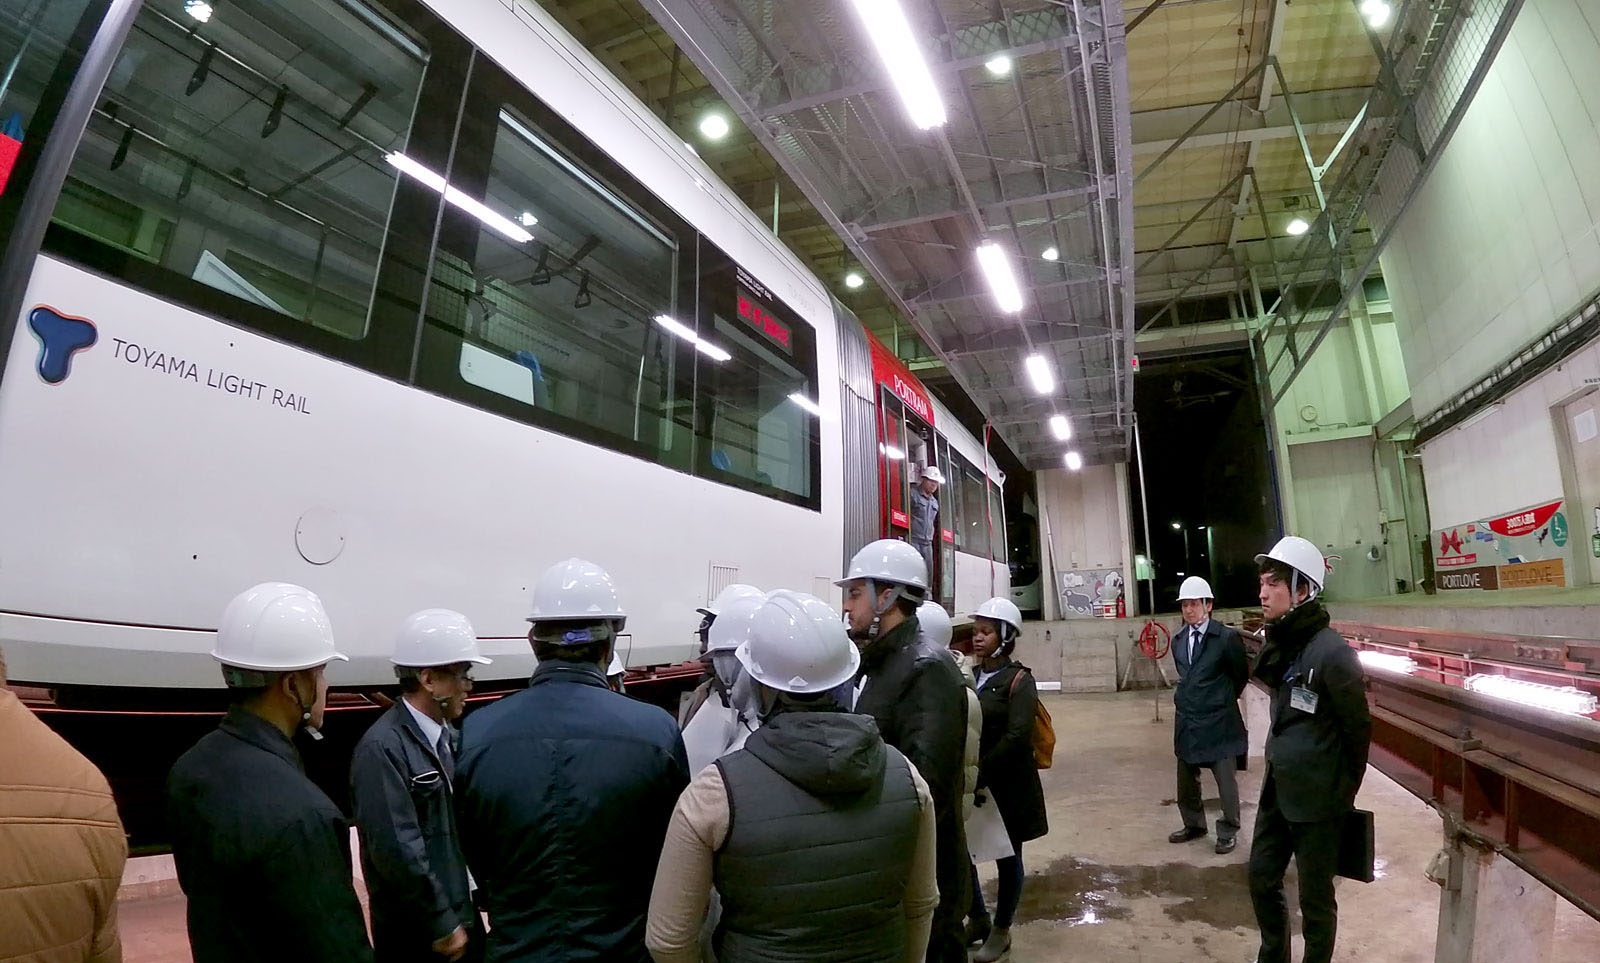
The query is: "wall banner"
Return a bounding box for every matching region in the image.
[1432,499,1567,591]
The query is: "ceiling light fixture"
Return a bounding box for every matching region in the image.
[1285,217,1310,236]
[185,0,214,23]
[1042,246,1059,261]
[845,271,865,290]
[1049,414,1071,441]
[1064,451,1083,471]
[698,113,731,141]
[788,392,824,417]
[385,153,533,244]
[976,241,1024,313]
[1023,353,1055,394]
[654,314,731,362]
[518,211,538,227]
[845,0,947,130]
[984,54,1012,77]
[1359,0,1392,29]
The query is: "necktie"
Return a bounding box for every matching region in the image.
[436,729,456,782]
[1189,626,1200,662]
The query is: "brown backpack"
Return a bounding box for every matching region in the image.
[1008,668,1056,769]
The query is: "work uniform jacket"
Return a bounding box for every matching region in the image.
[1171,619,1249,765]
[350,701,476,962]
[855,616,968,816]
[456,661,689,962]
[1252,601,1373,822]
[0,687,127,963]
[167,706,373,963]
[972,661,1048,844]
[908,487,939,547]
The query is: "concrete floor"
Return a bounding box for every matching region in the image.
[118,690,1600,962]
[979,691,1600,962]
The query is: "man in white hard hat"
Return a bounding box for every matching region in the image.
[455,558,689,963]
[681,592,766,775]
[1248,537,1371,963]
[646,591,938,963]
[679,584,763,727]
[1166,576,1248,855]
[840,539,969,963]
[908,465,946,575]
[351,610,491,963]
[166,582,372,963]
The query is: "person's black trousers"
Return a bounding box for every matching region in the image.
[1177,756,1241,837]
[928,808,972,963]
[1248,773,1343,963]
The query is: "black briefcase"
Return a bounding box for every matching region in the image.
[1336,808,1375,882]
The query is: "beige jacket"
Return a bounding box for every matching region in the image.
[646,757,939,963]
[0,687,128,962]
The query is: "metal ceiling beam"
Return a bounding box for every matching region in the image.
[753,8,1077,117]
[1131,86,1375,155]
[907,266,1105,307]
[939,327,1109,356]
[851,169,1101,233]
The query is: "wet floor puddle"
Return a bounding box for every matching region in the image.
[998,856,1256,930]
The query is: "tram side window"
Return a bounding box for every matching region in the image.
[957,456,991,560]
[0,0,105,208]
[43,0,439,363]
[988,481,1007,562]
[413,59,694,467]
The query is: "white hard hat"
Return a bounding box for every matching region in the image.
[973,597,1023,637]
[736,590,861,695]
[1255,536,1326,594]
[836,538,928,592]
[920,465,946,485]
[1177,576,1214,601]
[527,557,627,623]
[706,592,768,653]
[698,582,763,617]
[917,601,953,648]
[211,582,348,672]
[392,609,491,668]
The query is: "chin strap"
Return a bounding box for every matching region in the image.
[291,679,323,742]
[849,579,914,642]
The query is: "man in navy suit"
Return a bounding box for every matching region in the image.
[1166,576,1249,854]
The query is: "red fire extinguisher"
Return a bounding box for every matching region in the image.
[1116,593,1126,618]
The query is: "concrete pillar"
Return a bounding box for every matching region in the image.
[1432,834,1556,963]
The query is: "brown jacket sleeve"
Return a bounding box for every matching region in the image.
[646,764,729,963]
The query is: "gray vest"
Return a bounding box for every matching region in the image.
[712,728,922,963]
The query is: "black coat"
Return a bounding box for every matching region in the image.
[166,706,373,963]
[1253,602,1372,822]
[973,662,1048,844]
[1171,620,1249,765]
[456,661,689,962]
[854,616,968,817]
[350,701,475,962]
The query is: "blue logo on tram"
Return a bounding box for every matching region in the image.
[28,305,98,384]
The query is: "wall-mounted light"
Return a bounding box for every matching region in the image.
[1464,674,1598,716]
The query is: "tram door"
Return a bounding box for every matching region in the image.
[878,389,949,608]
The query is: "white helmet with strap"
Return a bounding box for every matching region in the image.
[392,609,492,668]
[973,597,1023,640]
[736,590,860,695]
[213,582,347,674]
[1255,536,1326,602]
[528,557,627,646]
[837,539,929,639]
[917,601,953,649]
[698,583,763,618]
[1177,576,1214,602]
[706,592,769,653]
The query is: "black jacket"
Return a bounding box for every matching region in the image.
[1172,620,1249,765]
[1253,602,1372,821]
[854,616,968,816]
[167,706,373,963]
[350,701,475,962]
[713,709,923,962]
[456,661,689,962]
[973,662,1048,844]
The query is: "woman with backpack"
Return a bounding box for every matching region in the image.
[964,597,1049,962]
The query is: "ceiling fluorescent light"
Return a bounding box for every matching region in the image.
[788,392,823,417]
[654,314,730,362]
[1024,353,1055,394]
[386,152,532,244]
[1049,414,1071,441]
[976,241,1024,313]
[692,340,732,363]
[845,0,947,130]
[1360,0,1392,29]
[1064,451,1083,471]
